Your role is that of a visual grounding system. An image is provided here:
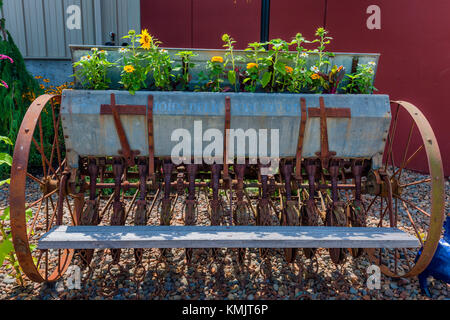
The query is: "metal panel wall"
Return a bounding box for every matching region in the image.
[2,0,141,59]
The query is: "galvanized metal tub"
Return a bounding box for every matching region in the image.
[61,90,391,169]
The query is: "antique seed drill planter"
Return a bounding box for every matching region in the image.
[9,46,445,283]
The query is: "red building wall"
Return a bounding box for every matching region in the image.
[140,0,449,176]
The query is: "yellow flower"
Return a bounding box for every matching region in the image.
[211,56,223,63]
[43,79,50,83]
[311,73,321,80]
[285,66,293,73]
[139,29,152,50]
[39,84,45,89]
[124,65,135,73]
[247,63,258,70]
[35,76,43,79]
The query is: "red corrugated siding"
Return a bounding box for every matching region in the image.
[324,0,450,175]
[140,0,260,49]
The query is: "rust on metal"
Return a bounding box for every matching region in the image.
[308,107,351,118]
[223,96,231,181]
[295,98,307,180]
[147,95,155,185]
[9,94,74,283]
[107,93,138,167]
[100,104,146,115]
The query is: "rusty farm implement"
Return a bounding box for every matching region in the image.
[8,46,445,284]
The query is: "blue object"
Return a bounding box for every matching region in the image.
[416,216,450,297]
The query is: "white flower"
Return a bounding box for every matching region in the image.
[368,61,376,66]
[119,48,129,54]
[160,49,168,54]
[91,47,99,52]
[368,68,374,74]
[300,52,309,58]
[80,55,90,61]
[310,66,319,73]
[300,68,306,74]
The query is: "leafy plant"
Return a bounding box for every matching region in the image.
[243,42,267,92]
[0,7,43,179]
[0,135,12,186]
[174,51,197,90]
[285,33,314,93]
[198,56,225,92]
[317,65,346,94]
[311,27,333,72]
[222,34,242,92]
[261,38,290,92]
[344,62,377,94]
[149,48,173,91]
[73,48,114,90]
[0,206,34,286]
[119,30,151,94]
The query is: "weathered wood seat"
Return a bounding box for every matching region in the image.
[38,226,420,250]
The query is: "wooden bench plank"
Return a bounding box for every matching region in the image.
[38,226,421,250]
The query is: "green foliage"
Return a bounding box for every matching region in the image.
[118,31,149,95]
[222,34,242,92]
[173,51,197,90]
[197,56,225,92]
[0,27,43,178]
[73,27,377,97]
[73,48,115,90]
[0,206,34,286]
[243,42,266,92]
[285,33,314,93]
[118,29,174,94]
[344,62,377,94]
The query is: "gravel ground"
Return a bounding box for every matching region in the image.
[0,169,448,300]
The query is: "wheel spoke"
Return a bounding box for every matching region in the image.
[38,115,47,177]
[25,188,59,210]
[64,197,76,225]
[365,195,378,214]
[401,248,413,271]
[385,104,400,171]
[32,137,56,177]
[401,201,424,246]
[51,101,62,169]
[396,121,415,179]
[28,197,45,238]
[26,173,44,185]
[401,178,431,188]
[396,195,431,217]
[393,145,424,177]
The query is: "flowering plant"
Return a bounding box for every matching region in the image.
[243,42,266,92]
[344,62,377,94]
[73,48,114,90]
[0,54,13,89]
[261,38,291,92]
[223,34,243,92]
[119,30,151,94]
[197,56,225,92]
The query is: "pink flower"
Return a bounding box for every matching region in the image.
[0,54,14,64]
[0,80,8,89]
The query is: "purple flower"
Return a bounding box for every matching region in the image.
[0,80,8,89]
[0,54,14,64]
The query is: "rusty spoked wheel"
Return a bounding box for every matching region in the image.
[364,101,445,278]
[10,94,81,283]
